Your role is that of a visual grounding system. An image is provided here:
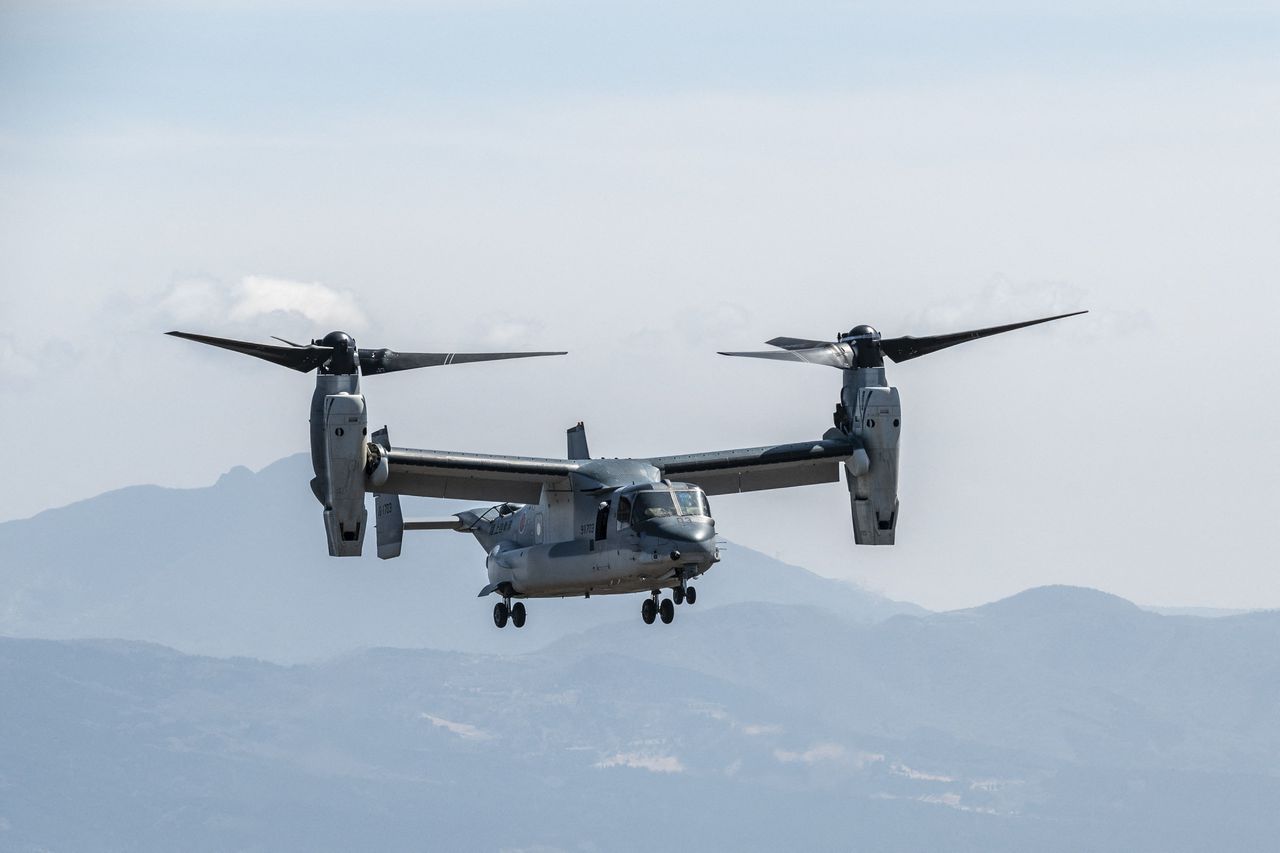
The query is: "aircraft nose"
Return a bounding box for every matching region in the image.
[643,518,716,545]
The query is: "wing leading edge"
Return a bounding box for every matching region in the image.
[649,437,856,495]
[381,448,580,504]
[379,436,856,502]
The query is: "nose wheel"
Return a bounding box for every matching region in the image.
[493,599,527,629]
[673,584,697,606]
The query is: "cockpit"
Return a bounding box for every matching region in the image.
[631,489,708,521]
[593,483,717,558]
[614,485,711,532]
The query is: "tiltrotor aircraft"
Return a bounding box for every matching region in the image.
[169,310,1083,628]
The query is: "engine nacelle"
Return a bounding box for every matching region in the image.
[843,382,901,545]
[320,392,368,556]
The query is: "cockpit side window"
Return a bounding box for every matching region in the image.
[617,496,632,527]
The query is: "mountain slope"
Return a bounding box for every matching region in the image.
[545,586,1280,773]
[4,595,1280,853]
[0,454,918,661]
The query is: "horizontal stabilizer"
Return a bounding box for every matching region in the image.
[404,517,465,531]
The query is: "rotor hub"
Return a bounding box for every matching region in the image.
[318,330,359,375]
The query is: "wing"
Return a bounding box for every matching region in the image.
[381,447,580,503]
[649,438,856,496]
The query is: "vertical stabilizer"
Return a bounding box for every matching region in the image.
[567,422,590,460]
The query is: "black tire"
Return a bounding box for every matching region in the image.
[511,601,527,628]
[686,586,697,605]
[673,587,685,606]
[659,598,675,624]
[641,598,657,625]
[493,601,509,628]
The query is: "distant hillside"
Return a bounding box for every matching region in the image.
[3,585,1280,853]
[547,586,1280,773]
[0,454,919,661]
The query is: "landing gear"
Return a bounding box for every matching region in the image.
[494,598,526,629]
[641,597,657,625]
[673,584,697,605]
[642,590,678,625]
[685,585,697,605]
[673,586,685,606]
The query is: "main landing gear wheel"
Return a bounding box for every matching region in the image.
[493,601,509,628]
[511,601,527,628]
[673,587,685,606]
[685,586,697,605]
[659,598,675,624]
[641,598,657,625]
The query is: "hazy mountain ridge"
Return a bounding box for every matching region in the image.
[545,590,1280,773]
[4,461,1279,851]
[0,454,919,662]
[4,588,1280,853]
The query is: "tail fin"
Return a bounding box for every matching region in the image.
[567,422,590,460]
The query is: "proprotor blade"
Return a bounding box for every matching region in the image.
[718,343,853,368]
[166,331,331,372]
[358,349,568,375]
[765,336,830,351]
[878,310,1088,363]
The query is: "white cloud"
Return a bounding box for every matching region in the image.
[0,338,40,379]
[467,314,544,348]
[158,280,226,325]
[231,276,367,329]
[158,275,368,332]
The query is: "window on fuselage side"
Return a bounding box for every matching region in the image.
[617,496,632,528]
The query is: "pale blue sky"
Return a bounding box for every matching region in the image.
[4,3,1277,126]
[2,1,1278,610]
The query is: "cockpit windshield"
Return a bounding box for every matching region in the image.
[633,489,709,521]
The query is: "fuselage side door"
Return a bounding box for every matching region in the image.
[594,501,610,542]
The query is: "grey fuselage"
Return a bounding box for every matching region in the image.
[464,462,719,599]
